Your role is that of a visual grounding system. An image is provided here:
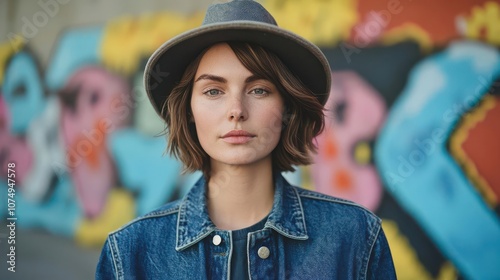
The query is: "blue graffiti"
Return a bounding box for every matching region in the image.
[376,41,500,279]
[2,51,46,134]
[108,128,182,215]
[45,27,103,91]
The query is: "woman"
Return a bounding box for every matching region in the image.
[96,1,396,279]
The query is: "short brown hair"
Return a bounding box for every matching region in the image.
[162,42,325,177]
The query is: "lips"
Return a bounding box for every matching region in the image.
[221,130,255,144]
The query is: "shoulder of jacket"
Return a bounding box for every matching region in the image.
[108,199,182,236]
[293,186,381,222]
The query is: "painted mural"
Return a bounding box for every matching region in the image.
[1,0,499,279]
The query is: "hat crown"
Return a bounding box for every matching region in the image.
[202,0,277,26]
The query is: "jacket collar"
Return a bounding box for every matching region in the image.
[175,173,308,251]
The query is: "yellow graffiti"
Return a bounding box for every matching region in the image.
[382,220,458,280]
[354,141,371,166]
[437,262,459,280]
[100,0,357,73]
[262,0,358,46]
[381,23,433,52]
[465,1,500,46]
[299,165,315,190]
[100,11,204,75]
[0,39,24,85]
[449,95,498,207]
[383,220,433,279]
[75,188,136,247]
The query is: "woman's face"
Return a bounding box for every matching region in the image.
[190,43,285,169]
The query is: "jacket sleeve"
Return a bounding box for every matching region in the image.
[96,238,117,280]
[367,227,397,279]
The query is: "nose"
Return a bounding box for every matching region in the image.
[227,96,247,121]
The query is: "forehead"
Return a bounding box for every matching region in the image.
[202,42,233,57]
[199,43,236,66]
[195,43,250,77]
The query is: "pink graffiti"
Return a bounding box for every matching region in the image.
[311,71,386,211]
[59,66,132,218]
[0,95,34,185]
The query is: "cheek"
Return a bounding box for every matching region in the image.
[193,116,210,135]
[269,112,284,134]
[259,101,285,132]
[191,102,218,142]
[190,95,213,120]
[193,118,218,157]
[250,105,284,153]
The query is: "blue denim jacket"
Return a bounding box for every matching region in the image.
[96,174,396,279]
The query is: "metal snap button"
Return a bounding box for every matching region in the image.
[258,246,270,259]
[212,235,222,246]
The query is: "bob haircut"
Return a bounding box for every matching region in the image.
[162,41,325,177]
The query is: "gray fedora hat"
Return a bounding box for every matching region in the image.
[144,0,331,117]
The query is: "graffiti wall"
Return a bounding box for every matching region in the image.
[1,0,499,279]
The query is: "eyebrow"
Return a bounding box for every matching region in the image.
[245,75,264,83]
[194,74,226,83]
[194,74,265,84]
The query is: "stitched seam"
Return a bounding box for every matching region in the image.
[299,193,374,213]
[247,232,252,280]
[144,206,180,217]
[228,231,233,280]
[176,181,203,251]
[176,229,215,251]
[110,207,180,235]
[291,187,308,236]
[175,201,185,251]
[266,224,308,240]
[298,190,356,203]
[109,234,123,280]
[361,217,381,280]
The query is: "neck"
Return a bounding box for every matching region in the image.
[207,156,275,230]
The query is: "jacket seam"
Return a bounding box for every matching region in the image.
[299,192,375,215]
[109,234,123,280]
[246,231,251,280]
[109,206,180,235]
[228,231,233,280]
[175,184,203,251]
[291,186,308,236]
[176,228,215,251]
[175,202,184,251]
[361,218,381,280]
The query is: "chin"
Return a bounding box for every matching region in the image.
[213,151,272,167]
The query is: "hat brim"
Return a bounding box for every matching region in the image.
[144,21,331,117]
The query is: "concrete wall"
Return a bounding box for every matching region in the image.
[0,0,214,67]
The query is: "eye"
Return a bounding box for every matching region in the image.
[250,88,269,96]
[203,89,222,96]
